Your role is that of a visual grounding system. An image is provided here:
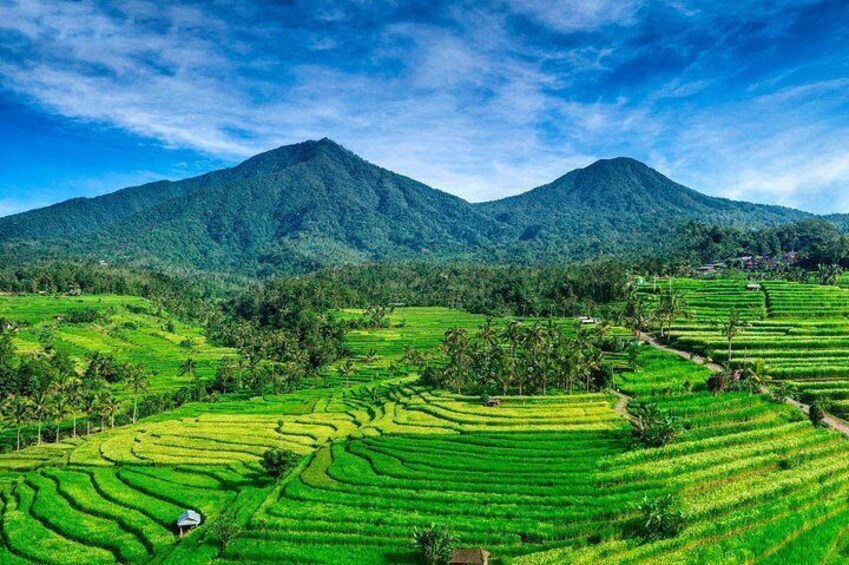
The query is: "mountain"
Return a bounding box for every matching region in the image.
[0,141,818,275]
[0,139,502,274]
[475,157,810,261]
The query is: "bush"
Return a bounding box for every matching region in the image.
[209,508,241,548]
[630,402,684,448]
[412,524,455,565]
[260,447,301,479]
[633,494,686,541]
[706,372,725,395]
[809,403,826,428]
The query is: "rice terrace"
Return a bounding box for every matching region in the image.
[2,1,849,564]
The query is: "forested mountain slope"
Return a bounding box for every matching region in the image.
[475,157,810,261]
[0,140,819,274]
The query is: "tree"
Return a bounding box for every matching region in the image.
[124,364,150,424]
[101,392,120,429]
[209,508,242,549]
[633,494,686,541]
[412,524,455,565]
[30,388,49,446]
[631,402,684,448]
[62,375,82,438]
[809,402,826,428]
[180,357,199,399]
[49,387,68,442]
[817,263,844,286]
[653,287,690,339]
[441,328,471,394]
[260,447,300,479]
[718,309,749,365]
[364,348,378,365]
[337,360,356,388]
[4,394,30,451]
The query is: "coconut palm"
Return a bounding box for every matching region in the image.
[30,389,49,446]
[49,388,68,442]
[337,360,356,388]
[654,288,691,339]
[124,364,150,424]
[719,309,750,365]
[5,394,30,451]
[180,357,199,399]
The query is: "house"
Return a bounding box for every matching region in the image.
[450,548,491,565]
[484,398,501,407]
[745,283,762,291]
[99,260,109,267]
[577,316,597,325]
[176,510,202,537]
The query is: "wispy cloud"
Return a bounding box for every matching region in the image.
[0,0,847,212]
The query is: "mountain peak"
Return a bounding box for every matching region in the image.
[232,137,355,176]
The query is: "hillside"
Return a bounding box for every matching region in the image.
[476,157,809,261]
[3,307,849,564]
[0,142,816,274]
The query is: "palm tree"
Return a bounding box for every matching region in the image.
[103,394,120,429]
[30,389,49,446]
[82,389,101,435]
[58,374,81,438]
[443,328,471,394]
[124,364,150,424]
[337,360,356,388]
[719,309,749,365]
[49,388,68,442]
[5,395,30,451]
[180,357,198,399]
[364,349,378,365]
[654,288,690,339]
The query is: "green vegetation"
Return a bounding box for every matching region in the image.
[658,277,849,418]
[0,302,847,564]
[0,141,819,276]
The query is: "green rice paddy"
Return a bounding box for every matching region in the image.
[2,300,849,563]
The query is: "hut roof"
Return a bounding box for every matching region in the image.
[450,548,491,564]
[176,510,202,527]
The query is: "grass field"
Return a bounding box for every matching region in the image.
[2,304,849,563]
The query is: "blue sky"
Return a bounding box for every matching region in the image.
[0,0,847,217]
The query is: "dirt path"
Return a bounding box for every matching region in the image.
[636,331,849,439]
[636,331,724,372]
[611,390,634,422]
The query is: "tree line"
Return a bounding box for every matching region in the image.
[421,319,630,396]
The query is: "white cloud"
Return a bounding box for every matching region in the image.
[0,0,847,214]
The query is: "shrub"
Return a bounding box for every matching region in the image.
[412,524,455,565]
[809,403,826,428]
[209,508,241,549]
[630,402,684,448]
[260,447,301,479]
[633,494,686,542]
[706,372,726,395]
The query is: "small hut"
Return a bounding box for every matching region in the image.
[450,548,491,565]
[176,510,202,537]
[484,398,501,408]
[745,283,762,291]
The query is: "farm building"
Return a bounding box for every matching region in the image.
[746,283,762,291]
[484,398,501,407]
[176,510,201,537]
[450,547,491,565]
[577,316,597,325]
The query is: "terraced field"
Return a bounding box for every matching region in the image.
[2,305,849,564]
[0,294,233,394]
[662,278,849,418]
